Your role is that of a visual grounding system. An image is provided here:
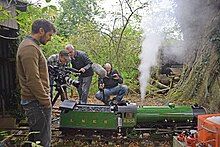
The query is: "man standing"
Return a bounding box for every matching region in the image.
[16,19,56,147]
[95,63,128,105]
[65,44,93,104]
[47,50,70,100]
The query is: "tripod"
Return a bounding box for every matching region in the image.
[48,66,80,106]
[51,80,68,106]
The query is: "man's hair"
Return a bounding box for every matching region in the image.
[65,44,75,50]
[59,49,69,56]
[31,19,56,34]
[103,62,112,69]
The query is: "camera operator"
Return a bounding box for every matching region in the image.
[95,62,128,105]
[47,50,70,99]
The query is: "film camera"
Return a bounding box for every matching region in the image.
[48,65,80,106]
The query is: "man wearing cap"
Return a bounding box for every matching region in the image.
[47,50,70,99]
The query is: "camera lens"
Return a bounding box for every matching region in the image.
[65,77,80,87]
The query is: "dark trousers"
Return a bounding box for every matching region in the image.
[22,101,51,147]
[77,76,92,104]
[49,77,54,99]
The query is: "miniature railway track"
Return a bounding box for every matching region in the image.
[1,123,176,146]
[52,130,173,146]
[1,127,171,146]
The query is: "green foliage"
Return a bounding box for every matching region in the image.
[16,4,58,38]
[0,5,11,23]
[16,6,42,37]
[0,131,10,141]
[109,26,141,90]
[55,0,100,36]
[43,35,68,58]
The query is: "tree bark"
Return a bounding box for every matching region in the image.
[168,0,220,112]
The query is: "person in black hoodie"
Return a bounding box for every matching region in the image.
[95,62,128,105]
[65,44,94,104]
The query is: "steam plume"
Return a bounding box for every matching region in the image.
[139,0,176,101]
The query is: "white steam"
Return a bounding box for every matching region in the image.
[139,33,162,100]
[139,0,177,100]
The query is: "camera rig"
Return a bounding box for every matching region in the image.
[48,65,80,106]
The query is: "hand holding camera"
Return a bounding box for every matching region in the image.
[99,83,105,90]
[79,68,86,73]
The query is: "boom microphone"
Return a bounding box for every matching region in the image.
[92,63,107,78]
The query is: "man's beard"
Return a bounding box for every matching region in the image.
[39,35,47,45]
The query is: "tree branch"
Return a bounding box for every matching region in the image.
[115,2,148,64]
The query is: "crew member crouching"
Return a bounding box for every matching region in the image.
[95,62,128,105]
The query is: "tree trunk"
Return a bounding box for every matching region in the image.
[168,0,220,112]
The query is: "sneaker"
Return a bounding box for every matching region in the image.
[117,100,127,106]
[108,99,118,106]
[112,97,116,101]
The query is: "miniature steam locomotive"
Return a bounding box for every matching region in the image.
[59,100,206,137]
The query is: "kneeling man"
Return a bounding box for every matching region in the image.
[95,63,128,105]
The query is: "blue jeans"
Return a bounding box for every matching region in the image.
[22,101,52,147]
[77,76,92,104]
[95,85,128,103]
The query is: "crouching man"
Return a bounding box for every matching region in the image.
[95,63,128,105]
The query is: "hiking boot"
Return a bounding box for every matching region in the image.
[112,97,116,101]
[117,100,127,106]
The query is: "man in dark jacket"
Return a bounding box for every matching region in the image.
[65,44,93,104]
[95,63,128,105]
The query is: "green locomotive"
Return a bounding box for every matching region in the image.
[59,100,137,135]
[59,100,206,136]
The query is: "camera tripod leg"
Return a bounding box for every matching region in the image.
[52,86,67,106]
[61,86,67,101]
[52,92,60,106]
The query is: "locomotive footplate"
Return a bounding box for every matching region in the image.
[59,100,77,110]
